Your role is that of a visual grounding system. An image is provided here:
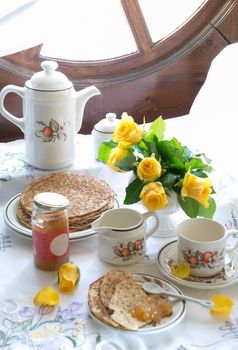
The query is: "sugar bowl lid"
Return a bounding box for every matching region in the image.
[25,60,73,91]
[93,113,119,134]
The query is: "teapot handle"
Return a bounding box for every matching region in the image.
[0,85,25,132]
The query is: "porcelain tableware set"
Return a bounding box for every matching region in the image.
[93,207,238,289]
[156,217,238,289]
[177,217,238,277]
[91,207,159,265]
[0,60,100,169]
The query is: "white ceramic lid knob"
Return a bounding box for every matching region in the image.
[94,113,119,133]
[25,60,73,91]
[41,60,58,74]
[106,112,116,122]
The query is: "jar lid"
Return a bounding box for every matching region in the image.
[25,61,73,91]
[93,113,119,134]
[34,192,69,211]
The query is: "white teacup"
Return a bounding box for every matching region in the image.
[92,208,159,265]
[177,218,238,277]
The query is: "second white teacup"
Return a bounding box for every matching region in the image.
[92,208,159,265]
[177,218,238,277]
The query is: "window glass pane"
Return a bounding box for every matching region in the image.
[138,0,206,43]
[41,0,137,61]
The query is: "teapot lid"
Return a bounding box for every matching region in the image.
[25,61,73,91]
[93,113,119,133]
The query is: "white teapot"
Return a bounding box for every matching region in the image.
[0,60,100,169]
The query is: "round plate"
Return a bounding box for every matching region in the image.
[88,272,186,334]
[157,240,238,289]
[4,193,119,242]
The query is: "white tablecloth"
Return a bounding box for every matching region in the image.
[1,116,238,350]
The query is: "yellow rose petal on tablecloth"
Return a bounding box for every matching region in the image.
[58,262,80,292]
[210,294,234,316]
[33,287,59,306]
[171,262,190,279]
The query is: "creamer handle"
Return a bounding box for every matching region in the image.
[0,85,25,132]
[142,211,160,239]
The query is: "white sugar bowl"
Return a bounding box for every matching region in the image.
[92,113,119,159]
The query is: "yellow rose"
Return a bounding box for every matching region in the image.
[137,156,162,181]
[140,182,168,211]
[33,287,59,306]
[107,147,129,171]
[112,112,142,148]
[181,173,212,208]
[58,263,80,293]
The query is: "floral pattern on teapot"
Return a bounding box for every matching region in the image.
[35,119,70,142]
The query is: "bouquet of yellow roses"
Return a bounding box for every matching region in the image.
[98,113,216,218]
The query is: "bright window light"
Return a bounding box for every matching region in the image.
[41,0,137,61]
[139,0,206,43]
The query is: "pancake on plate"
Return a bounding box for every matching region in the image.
[88,269,173,331]
[17,171,115,232]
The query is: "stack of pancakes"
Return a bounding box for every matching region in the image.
[17,172,115,232]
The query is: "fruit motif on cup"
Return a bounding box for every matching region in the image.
[182,248,224,270]
[188,255,198,266]
[112,238,144,261]
[203,251,215,263]
[35,119,70,142]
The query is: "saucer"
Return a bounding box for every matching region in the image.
[157,240,238,289]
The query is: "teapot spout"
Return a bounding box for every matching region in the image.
[75,85,101,132]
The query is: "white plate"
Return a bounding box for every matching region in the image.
[157,240,238,289]
[88,272,186,334]
[4,193,118,242]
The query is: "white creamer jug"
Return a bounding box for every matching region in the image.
[91,208,160,265]
[0,60,100,169]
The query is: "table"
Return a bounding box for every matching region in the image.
[1,115,238,350]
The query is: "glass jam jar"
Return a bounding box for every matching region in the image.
[32,192,70,271]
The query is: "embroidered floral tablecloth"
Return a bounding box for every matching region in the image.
[1,123,238,350]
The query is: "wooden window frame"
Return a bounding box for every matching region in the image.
[1,0,233,82]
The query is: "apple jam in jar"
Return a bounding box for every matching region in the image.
[32,192,70,271]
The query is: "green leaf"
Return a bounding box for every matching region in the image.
[157,138,185,171]
[177,195,199,218]
[159,172,180,190]
[177,195,216,218]
[198,197,216,218]
[116,154,137,171]
[149,116,165,141]
[185,157,205,171]
[134,139,151,157]
[190,169,208,178]
[98,141,117,162]
[183,146,194,161]
[185,156,214,175]
[124,178,144,204]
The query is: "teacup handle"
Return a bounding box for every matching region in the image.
[142,211,160,239]
[226,229,238,253]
